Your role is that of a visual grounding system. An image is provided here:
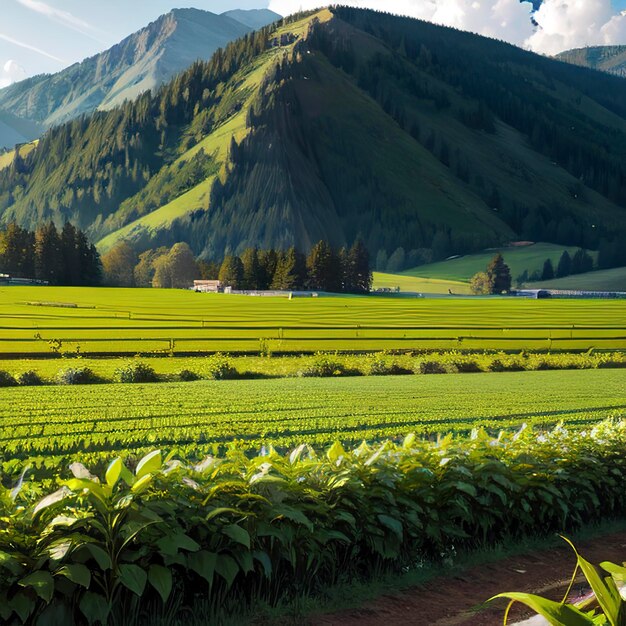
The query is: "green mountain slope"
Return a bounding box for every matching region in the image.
[530,266,626,291]
[556,46,626,78]
[0,9,279,148]
[1,8,626,262]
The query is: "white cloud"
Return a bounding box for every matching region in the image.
[267,0,626,54]
[0,60,27,88]
[16,0,106,43]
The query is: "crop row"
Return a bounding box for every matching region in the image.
[1,350,624,388]
[2,420,626,625]
[0,370,624,470]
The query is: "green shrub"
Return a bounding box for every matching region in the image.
[204,354,238,380]
[56,367,99,385]
[416,360,447,375]
[179,369,201,382]
[0,370,18,387]
[17,370,43,386]
[448,359,481,374]
[299,353,348,377]
[115,361,159,383]
[368,357,412,376]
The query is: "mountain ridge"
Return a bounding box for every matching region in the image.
[555,45,626,78]
[0,8,281,149]
[1,8,625,263]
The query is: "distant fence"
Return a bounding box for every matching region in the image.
[513,289,626,299]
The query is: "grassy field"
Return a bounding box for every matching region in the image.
[1,286,624,356]
[402,243,593,283]
[1,369,623,463]
[372,272,471,294]
[531,266,626,291]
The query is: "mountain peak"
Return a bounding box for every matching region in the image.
[0,8,279,148]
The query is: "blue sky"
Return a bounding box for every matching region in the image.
[1,0,626,86]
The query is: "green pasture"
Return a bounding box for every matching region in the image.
[0,369,623,462]
[0,286,624,356]
[402,243,593,283]
[531,266,626,292]
[372,272,471,294]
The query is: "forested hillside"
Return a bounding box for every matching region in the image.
[556,46,626,78]
[0,8,280,148]
[1,7,625,265]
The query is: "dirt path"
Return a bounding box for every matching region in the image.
[313,531,626,626]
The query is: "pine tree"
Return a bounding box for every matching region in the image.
[556,251,572,278]
[541,258,554,281]
[306,240,335,291]
[271,248,301,290]
[60,222,80,286]
[258,249,278,290]
[218,255,244,289]
[241,248,261,290]
[34,222,62,284]
[349,238,372,294]
[485,253,511,293]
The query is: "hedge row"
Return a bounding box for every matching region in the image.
[1,420,626,624]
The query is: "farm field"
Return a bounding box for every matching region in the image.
[1,369,624,464]
[531,266,626,291]
[401,243,595,283]
[372,272,472,294]
[1,286,625,355]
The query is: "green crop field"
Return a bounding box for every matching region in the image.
[401,243,594,283]
[531,266,626,292]
[1,369,623,463]
[1,286,624,356]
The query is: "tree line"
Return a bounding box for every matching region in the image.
[518,249,595,284]
[0,222,101,285]
[102,239,372,294]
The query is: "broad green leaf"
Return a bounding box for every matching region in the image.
[79,591,110,626]
[378,514,403,540]
[206,507,245,521]
[562,537,623,625]
[9,591,36,623]
[105,457,123,487]
[131,474,153,494]
[19,571,54,603]
[118,564,147,597]
[327,441,346,464]
[253,550,272,578]
[69,463,99,482]
[148,564,172,604]
[490,592,595,626]
[215,554,240,589]
[136,450,162,479]
[56,564,91,588]
[32,487,72,518]
[188,550,217,587]
[157,532,200,556]
[454,482,478,497]
[223,524,251,549]
[85,544,112,570]
[0,550,22,575]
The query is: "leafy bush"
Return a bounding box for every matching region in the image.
[299,353,349,377]
[0,370,17,387]
[56,367,99,385]
[3,421,626,624]
[17,370,43,386]
[179,369,201,382]
[114,361,159,383]
[204,353,238,380]
[368,357,412,376]
[447,359,481,374]
[416,360,447,374]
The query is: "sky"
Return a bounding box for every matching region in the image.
[1,0,626,88]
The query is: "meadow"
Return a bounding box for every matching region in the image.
[1,286,625,355]
[1,369,624,467]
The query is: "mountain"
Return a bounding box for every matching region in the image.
[555,46,626,78]
[1,8,625,263]
[0,9,279,149]
[0,111,42,150]
[222,9,282,30]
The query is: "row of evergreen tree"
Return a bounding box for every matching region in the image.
[0,222,101,285]
[518,249,595,284]
[101,238,372,293]
[214,240,372,294]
